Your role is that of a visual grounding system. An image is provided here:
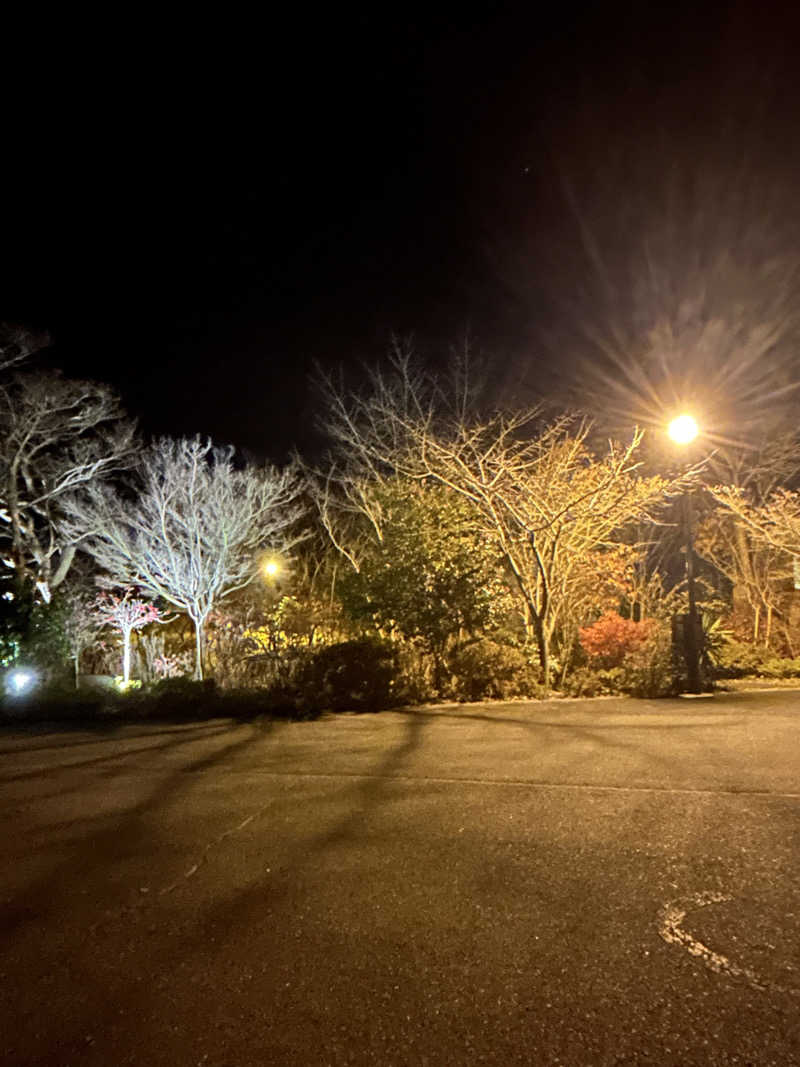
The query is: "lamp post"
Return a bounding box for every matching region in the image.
[668,414,702,694]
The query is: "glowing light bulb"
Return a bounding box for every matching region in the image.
[668,414,699,445]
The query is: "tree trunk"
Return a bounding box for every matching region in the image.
[193,618,204,680]
[532,612,550,692]
[122,629,131,684]
[50,545,76,592]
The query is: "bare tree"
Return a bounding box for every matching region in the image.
[0,371,135,602]
[695,503,794,648]
[707,487,800,556]
[61,585,101,689]
[63,436,308,679]
[317,347,695,687]
[0,323,45,375]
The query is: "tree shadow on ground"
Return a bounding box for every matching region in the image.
[0,722,233,783]
[396,706,731,779]
[150,711,429,951]
[401,707,744,731]
[0,719,226,756]
[0,720,272,940]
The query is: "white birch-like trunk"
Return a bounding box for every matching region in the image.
[123,628,132,684]
[193,618,204,681]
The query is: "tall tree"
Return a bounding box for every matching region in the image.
[318,347,692,687]
[64,436,307,679]
[335,478,513,682]
[0,371,134,601]
[61,584,101,688]
[0,323,42,374]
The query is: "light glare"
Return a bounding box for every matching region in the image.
[668,414,699,445]
[263,560,279,577]
[7,669,35,696]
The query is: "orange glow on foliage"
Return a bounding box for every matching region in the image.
[579,611,659,668]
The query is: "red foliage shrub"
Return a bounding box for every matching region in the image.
[579,611,659,668]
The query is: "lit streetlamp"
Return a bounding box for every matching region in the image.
[668,414,702,694]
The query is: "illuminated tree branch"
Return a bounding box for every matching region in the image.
[63,436,308,679]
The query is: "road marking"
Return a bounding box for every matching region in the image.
[658,891,798,995]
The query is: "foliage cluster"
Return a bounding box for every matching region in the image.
[571,613,675,698]
[579,612,660,668]
[7,332,800,721]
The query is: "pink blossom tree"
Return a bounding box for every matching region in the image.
[94,590,163,684]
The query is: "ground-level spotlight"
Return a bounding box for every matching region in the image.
[6,668,37,697]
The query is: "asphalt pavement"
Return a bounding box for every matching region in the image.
[1,689,800,1066]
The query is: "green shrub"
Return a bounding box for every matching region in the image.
[448,639,543,701]
[619,621,676,697]
[136,677,219,719]
[759,657,800,678]
[391,644,439,705]
[714,640,773,678]
[560,667,623,698]
[1,687,109,723]
[714,641,800,680]
[295,638,400,713]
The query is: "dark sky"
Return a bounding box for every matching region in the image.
[3,6,800,460]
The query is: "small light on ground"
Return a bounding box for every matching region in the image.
[7,669,36,696]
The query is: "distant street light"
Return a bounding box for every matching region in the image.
[263,559,279,578]
[668,414,699,446]
[669,413,702,694]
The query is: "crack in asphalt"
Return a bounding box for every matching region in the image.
[157,809,262,896]
[88,801,276,933]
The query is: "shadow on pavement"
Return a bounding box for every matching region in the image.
[0,720,271,941]
[0,722,232,783]
[164,711,429,950]
[401,707,743,731]
[0,719,226,757]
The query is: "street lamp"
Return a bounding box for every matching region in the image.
[668,414,698,447]
[668,413,702,694]
[263,560,279,578]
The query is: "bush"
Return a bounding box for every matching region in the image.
[619,620,676,697]
[579,611,660,668]
[448,639,543,701]
[136,677,219,719]
[295,638,401,713]
[561,667,624,698]
[1,686,109,723]
[566,617,675,698]
[712,639,763,678]
[714,639,800,679]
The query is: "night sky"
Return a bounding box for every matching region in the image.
[4,6,800,460]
